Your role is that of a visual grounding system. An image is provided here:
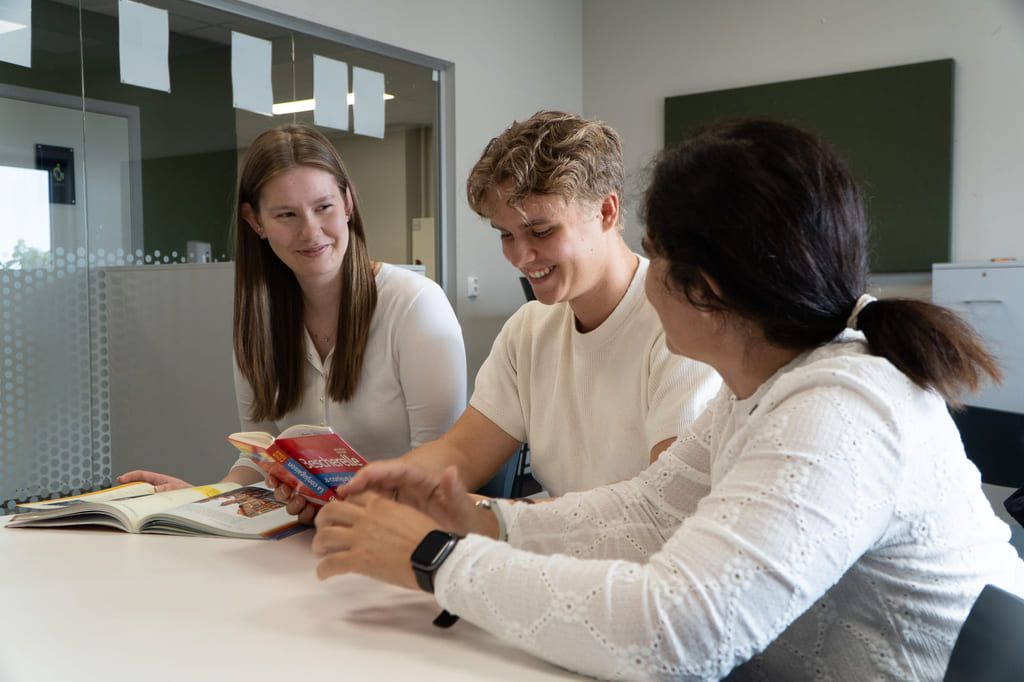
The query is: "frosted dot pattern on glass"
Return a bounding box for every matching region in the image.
[0,248,164,511]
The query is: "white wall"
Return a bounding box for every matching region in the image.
[242,0,584,381]
[581,0,1024,265]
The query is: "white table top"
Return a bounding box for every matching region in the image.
[0,520,584,681]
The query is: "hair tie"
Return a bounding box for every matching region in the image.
[846,294,877,330]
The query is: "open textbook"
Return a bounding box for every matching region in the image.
[4,481,306,539]
[227,424,367,506]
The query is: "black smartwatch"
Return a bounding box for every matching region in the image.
[411,529,463,594]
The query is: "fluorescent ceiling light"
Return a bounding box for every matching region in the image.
[0,20,28,34]
[272,93,394,116]
[272,98,315,115]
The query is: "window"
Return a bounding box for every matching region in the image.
[0,0,451,508]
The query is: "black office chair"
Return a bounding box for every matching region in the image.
[475,443,529,498]
[943,584,1024,681]
[1004,485,1024,526]
[475,277,540,499]
[519,276,536,302]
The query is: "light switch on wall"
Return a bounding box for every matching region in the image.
[467,275,479,299]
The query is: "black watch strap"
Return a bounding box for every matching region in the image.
[413,562,436,593]
[410,529,463,594]
[432,609,460,628]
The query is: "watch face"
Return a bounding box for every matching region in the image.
[411,530,455,569]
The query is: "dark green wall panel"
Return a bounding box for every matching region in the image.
[665,59,954,274]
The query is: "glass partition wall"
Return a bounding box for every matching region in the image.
[0,0,451,509]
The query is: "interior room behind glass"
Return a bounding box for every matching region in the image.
[0,0,446,509]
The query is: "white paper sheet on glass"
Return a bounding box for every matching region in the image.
[231,31,272,116]
[0,0,32,68]
[352,67,385,139]
[313,55,349,131]
[118,0,169,92]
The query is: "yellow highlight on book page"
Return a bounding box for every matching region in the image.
[193,485,227,497]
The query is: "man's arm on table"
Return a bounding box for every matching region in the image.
[400,406,523,489]
[273,406,523,524]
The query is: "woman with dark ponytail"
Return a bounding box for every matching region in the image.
[641,118,1001,410]
[309,119,1024,681]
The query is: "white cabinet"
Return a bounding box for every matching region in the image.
[932,261,1024,414]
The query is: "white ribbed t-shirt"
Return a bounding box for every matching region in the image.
[469,255,721,496]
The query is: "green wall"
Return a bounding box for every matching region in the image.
[665,59,954,274]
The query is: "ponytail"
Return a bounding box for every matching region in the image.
[854,298,1002,409]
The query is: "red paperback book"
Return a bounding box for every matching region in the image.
[226,425,367,506]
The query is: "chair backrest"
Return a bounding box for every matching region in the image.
[474,278,536,499]
[474,444,527,499]
[943,584,1024,681]
[519,276,537,302]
